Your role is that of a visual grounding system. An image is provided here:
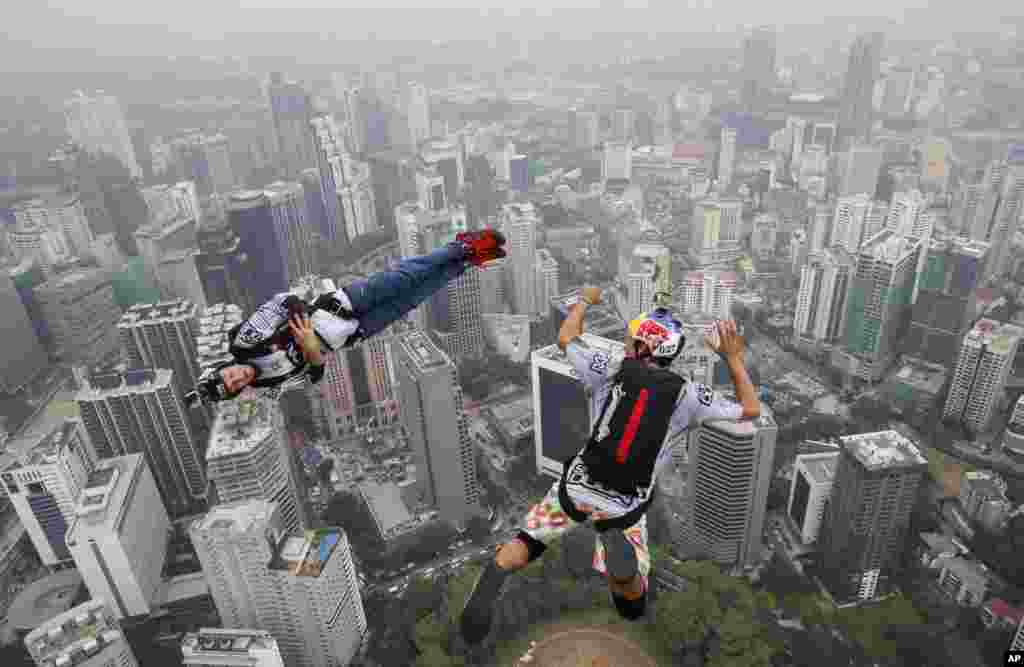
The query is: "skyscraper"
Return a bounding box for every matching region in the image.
[612,108,635,142]
[24,598,139,667]
[118,299,201,397]
[837,33,884,146]
[190,500,366,667]
[836,145,884,198]
[0,268,48,392]
[206,397,308,534]
[65,454,171,619]
[502,202,539,317]
[741,26,777,111]
[818,430,927,602]
[881,66,916,116]
[136,181,201,285]
[266,73,317,178]
[393,331,482,526]
[76,369,205,517]
[265,181,315,284]
[226,190,289,307]
[479,258,507,314]
[683,410,777,567]
[988,162,1024,279]
[690,197,744,268]
[601,141,633,182]
[831,194,888,254]
[35,267,121,366]
[1,419,97,566]
[203,134,235,194]
[310,114,345,245]
[681,270,737,319]
[943,320,1024,435]
[195,218,255,314]
[181,629,286,667]
[717,127,737,188]
[535,249,559,318]
[63,91,141,180]
[405,82,432,147]
[905,236,989,365]
[336,154,378,242]
[195,303,245,373]
[787,451,839,545]
[793,249,854,346]
[842,230,921,382]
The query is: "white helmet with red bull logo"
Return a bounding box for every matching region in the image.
[627,307,685,362]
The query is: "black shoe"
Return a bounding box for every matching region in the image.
[460,559,509,645]
[610,587,647,620]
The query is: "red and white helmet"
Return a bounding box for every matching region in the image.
[627,307,685,360]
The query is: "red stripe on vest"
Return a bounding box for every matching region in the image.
[614,388,649,464]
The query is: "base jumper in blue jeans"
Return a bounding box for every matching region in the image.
[187,231,506,406]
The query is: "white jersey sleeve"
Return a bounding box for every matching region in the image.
[667,382,743,437]
[563,339,623,392]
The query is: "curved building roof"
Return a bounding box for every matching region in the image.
[6,569,85,632]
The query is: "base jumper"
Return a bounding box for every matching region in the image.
[459,286,761,644]
[186,229,506,407]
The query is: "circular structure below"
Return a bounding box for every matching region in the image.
[516,626,658,667]
[6,570,85,634]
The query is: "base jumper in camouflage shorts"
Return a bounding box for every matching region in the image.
[459,286,761,645]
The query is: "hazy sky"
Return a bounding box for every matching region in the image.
[3,0,1018,61]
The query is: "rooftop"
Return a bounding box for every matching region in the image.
[268,528,343,578]
[65,454,143,537]
[24,598,124,667]
[6,570,85,632]
[76,368,173,398]
[397,331,451,371]
[118,299,196,326]
[358,482,416,539]
[191,499,278,537]
[965,319,1024,355]
[181,629,279,657]
[798,451,839,484]
[920,531,966,555]
[892,358,947,394]
[207,398,279,461]
[860,229,921,263]
[841,430,928,471]
[13,419,85,468]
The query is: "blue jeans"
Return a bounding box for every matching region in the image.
[342,243,467,342]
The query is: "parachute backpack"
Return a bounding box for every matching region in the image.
[579,309,687,495]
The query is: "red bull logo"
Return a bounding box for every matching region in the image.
[633,319,670,346]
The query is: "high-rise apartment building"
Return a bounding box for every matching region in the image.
[35,267,121,366]
[627,256,656,317]
[393,332,481,526]
[717,127,737,188]
[76,369,205,517]
[885,190,927,236]
[838,33,884,146]
[1,420,97,566]
[794,249,854,346]
[190,500,365,667]
[683,411,777,567]
[690,198,744,268]
[24,598,138,667]
[65,454,171,619]
[535,249,559,318]
[831,194,887,254]
[842,230,920,382]
[787,451,839,545]
[267,73,317,178]
[118,299,200,396]
[0,269,48,392]
[405,82,432,148]
[195,303,245,373]
[501,202,540,318]
[943,319,1024,434]
[64,91,141,180]
[836,144,884,198]
[336,154,378,242]
[681,270,736,319]
[988,162,1024,279]
[9,195,96,261]
[740,26,777,111]
[479,258,507,314]
[310,114,345,245]
[905,236,989,365]
[206,397,308,534]
[818,430,927,602]
[181,629,286,667]
[136,181,201,286]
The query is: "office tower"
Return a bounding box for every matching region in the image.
[195,218,255,314]
[24,598,138,667]
[794,249,854,346]
[510,155,529,193]
[206,397,308,533]
[479,258,507,314]
[788,451,839,545]
[838,33,884,146]
[393,332,482,526]
[531,334,623,479]
[843,231,921,382]
[405,82,432,147]
[203,134,235,194]
[535,249,559,318]
[681,270,737,319]
[195,303,245,373]
[266,73,317,178]
[881,66,915,115]
[299,168,328,244]
[264,181,315,284]
[420,138,464,200]
[905,236,989,365]
[181,629,286,667]
[502,202,540,317]
[832,194,887,254]
[35,267,121,365]
[63,91,141,180]
[76,369,205,517]
[741,26,777,111]
[943,320,1024,434]
[1,420,97,566]
[988,162,1024,279]
[118,299,200,396]
[0,269,47,392]
[818,431,927,602]
[837,145,884,198]
[190,500,366,667]
[718,127,737,188]
[65,454,171,619]
[136,181,201,286]
[601,141,633,182]
[157,249,206,308]
[690,198,744,268]
[226,189,291,307]
[310,114,345,245]
[627,257,656,316]
[337,85,366,155]
[336,154,378,241]
[683,409,777,567]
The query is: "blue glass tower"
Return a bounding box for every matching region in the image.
[227,191,289,306]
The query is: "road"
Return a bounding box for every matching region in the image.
[363,535,508,596]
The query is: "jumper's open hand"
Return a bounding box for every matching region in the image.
[289,314,321,360]
[705,319,745,361]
